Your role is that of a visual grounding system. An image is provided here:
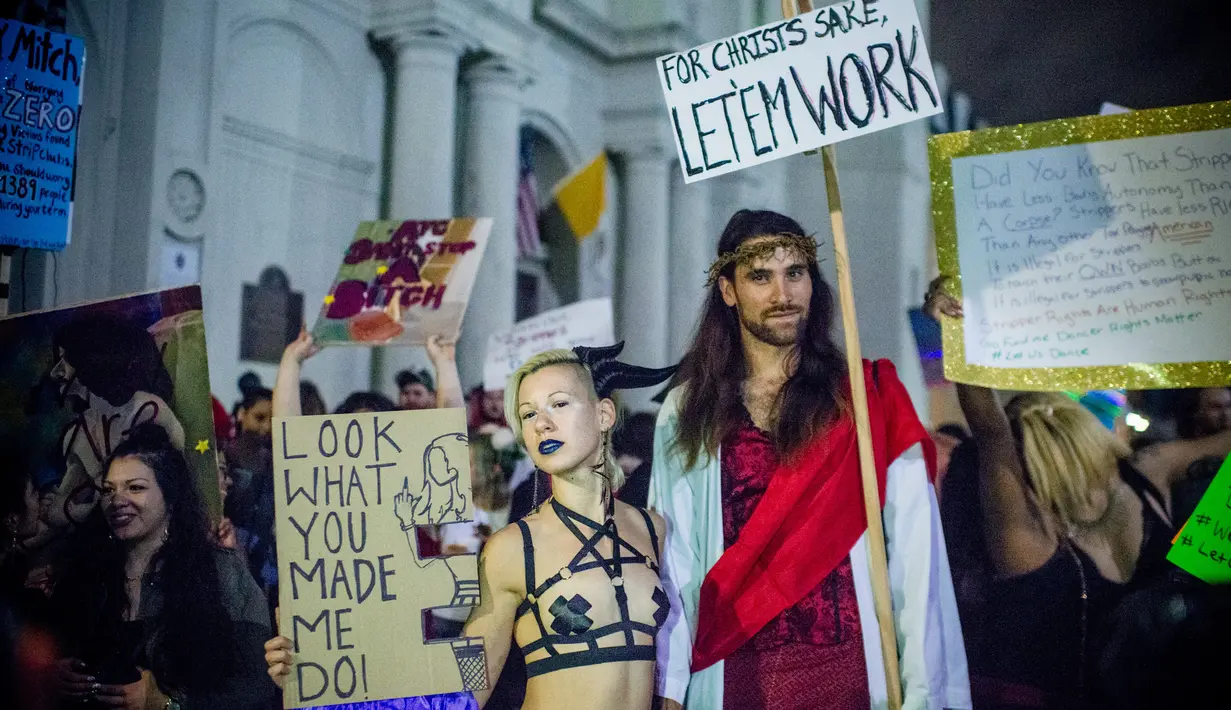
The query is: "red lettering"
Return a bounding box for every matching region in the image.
[379,257,421,286]
[422,283,446,309]
[373,241,393,260]
[326,280,367,319]
[431,220,449,235]
[343,240,372,265]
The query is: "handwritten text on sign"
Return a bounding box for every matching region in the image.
[274,409,486,707]
[0,20,85,250]
[954,128,1231,369]
[658,0,940,183]
[482,298,615,392]
[1167,454,1231,584]
[312,218,492,347]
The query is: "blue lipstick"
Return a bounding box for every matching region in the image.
[538,439,564,455]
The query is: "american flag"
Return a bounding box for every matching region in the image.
[516,127,543,258]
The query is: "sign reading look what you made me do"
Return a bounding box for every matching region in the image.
[931,100,1231,391]
[658,0,941,183]
[274,409,487,707]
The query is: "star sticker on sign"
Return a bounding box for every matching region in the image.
[323,295,335,305]
[195,439,210,454]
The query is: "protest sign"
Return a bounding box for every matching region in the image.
[0,286,219,528]
[273,408,486,707]
[312,218,492,347]
[657,0,940,183]
[0,19,85,250]
[1167,453,1231,584]
[482,297,615,392]
[930,100,1231,391]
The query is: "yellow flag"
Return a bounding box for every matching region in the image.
[552,152,607,242]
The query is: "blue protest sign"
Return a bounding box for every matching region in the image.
[0,19,85,251]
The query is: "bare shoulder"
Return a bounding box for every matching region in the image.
[480,524,526,593]
[615,500,667,550]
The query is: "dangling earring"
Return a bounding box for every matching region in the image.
[161,524,170,543]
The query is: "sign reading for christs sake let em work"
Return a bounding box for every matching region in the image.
[274,408,486,707]
[312,218,492,346]
[657,0,941,183]
[0,19,85,250]
[930,100,1231,391]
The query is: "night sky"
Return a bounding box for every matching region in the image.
[931,0,1229,126]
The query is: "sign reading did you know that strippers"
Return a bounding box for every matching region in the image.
[0,19,85,250]
[658,0,941,183]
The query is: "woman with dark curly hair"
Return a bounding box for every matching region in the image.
[49,424,272,710]
[48,314,185,530]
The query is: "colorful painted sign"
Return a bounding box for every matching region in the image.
[0,286,219,529]
[312,218,492,347]
[0,19,85,250]
[930,100,1231,390]
[273,408,485,707]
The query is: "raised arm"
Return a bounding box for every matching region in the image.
[925,279,1057,577]
[273,329,320,418]
[1133,426,1231,505]
[427,335,465,410]
[462,525,524,708]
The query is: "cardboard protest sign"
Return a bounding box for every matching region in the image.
[482,298,615,392]
[1167,454,1231,584]
[930,100,1231,391]
[312,218,492,346]
[0,286,219,529]
[657,0,940,183]
[273,408,486,707]
[0,19,85,250]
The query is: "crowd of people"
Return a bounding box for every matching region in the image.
[2,209,1229,710]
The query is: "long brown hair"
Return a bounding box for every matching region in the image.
[673,210,848,468]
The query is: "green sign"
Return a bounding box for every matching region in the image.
[1167,454,1231,584]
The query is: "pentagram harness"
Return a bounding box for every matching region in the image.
[514,499,670,677]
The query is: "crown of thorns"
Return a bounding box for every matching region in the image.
[705,232,820,287]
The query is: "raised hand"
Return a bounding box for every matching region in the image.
[263,636,293,689]
[425,334,456,365]
[924,275,963,321]
[393,477,421,529]
[282,327,322,365]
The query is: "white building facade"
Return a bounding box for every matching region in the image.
[23,0,934,416]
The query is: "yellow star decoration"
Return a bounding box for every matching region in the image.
[375,264,389,276]
[195,439,210,454]
[323,294,335,305]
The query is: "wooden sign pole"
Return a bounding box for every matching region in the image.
[781,3,904,708]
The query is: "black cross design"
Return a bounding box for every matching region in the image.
[549,594,594,636]
[652,587,670,628]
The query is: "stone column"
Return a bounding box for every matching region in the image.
[617,146,672,412]
[380,29,467,394]
[668,171,712,359]
[457,56,526,389]
[388,31,466,216]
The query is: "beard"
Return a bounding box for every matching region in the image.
[739,305,807,347]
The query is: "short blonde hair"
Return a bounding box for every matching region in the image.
[1005,392,1131,531]
[504,349,623,491]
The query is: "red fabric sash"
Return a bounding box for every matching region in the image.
[691,359,936,672]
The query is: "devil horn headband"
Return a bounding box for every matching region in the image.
[572,342,677,400]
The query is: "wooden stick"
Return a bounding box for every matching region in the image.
[780,2,903,708]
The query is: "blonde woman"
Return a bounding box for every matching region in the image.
[924,279,1231,710]
[266,343,675,710]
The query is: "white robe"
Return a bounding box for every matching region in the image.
[649,388,971,710]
